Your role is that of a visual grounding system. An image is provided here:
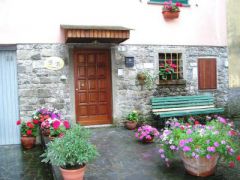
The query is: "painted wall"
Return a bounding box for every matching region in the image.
[227,0,240,88]
[0,0,227,46]
[226,0,240,116]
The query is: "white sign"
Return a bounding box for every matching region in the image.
[44,57,64,70]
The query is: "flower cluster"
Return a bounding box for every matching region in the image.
[159,116,240,168]
[49,119,70,138]
[162,0,182,12]
[32,108,61,124]
[159,60,177,80]
[135,125,159,141]
[16,120,38,137]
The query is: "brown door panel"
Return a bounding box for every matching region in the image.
[74,49,112,125]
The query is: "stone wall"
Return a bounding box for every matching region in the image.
[113,45,229,122]
[16,44,229,124]
[17,44,72,120]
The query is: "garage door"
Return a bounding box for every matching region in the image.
[0,48,20,145]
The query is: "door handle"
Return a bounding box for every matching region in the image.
[76,88,79,91]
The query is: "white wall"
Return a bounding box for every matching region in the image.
[0,0,227,46]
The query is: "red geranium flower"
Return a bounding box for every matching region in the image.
[180,126,184,130]
[194,121,200,125]
[26,130,32,136]
[176,2,183,7]
[33,119,39,124]
[27,122,34,129]
[16,120,21,125]
[237,155,240,162]
[229,161,235,168]
[165,68,170,72]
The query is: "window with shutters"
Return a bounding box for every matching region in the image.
[198,58,217,90]
[158,53,186,85]
[149,0,189,5]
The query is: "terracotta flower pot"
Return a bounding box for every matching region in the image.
[124,121,137,130]
[60,165,86,180]
[162,11,180,19]
[180,152,219,177]
[21,136,36,149]
[137,73,146,85]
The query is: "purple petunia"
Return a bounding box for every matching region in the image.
[206,154,212,159]
[214,142,219,147]
[207,146,215,152]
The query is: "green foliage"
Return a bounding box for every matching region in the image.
[127,111,139,122]
[41,124,99,169]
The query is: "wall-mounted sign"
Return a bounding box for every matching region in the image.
[44,57,64,70]
[125,56,134,68]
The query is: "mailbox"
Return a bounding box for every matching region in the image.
[125,57,134,68]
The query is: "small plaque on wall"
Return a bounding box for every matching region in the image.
[44,57,64,70]
[125,57,134,68]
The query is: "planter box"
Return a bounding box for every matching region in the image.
[158,79,186,85]
[162,11,180,19]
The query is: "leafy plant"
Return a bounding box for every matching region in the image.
[16,120,39,137]
[127,111,139,122]
[159,60,177,80]
[137,71,156,90]
[41,124,98,169]
[158,116,240,168]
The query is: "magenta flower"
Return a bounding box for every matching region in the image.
[179,140,185,147]
[218,117,227,124]
[53,120,61,130]
[63,120,70,129]
[183,146,191,152]
[186,129,192,135]
[170,145,176,150]
[159,149,164,153]
[207,146,215,152]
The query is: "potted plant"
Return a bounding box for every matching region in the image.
[124,111,139,130]
[158,116,240,177]
[137,71,156,90]
[16,119,38,149]
[159,59,177,80]
[135,125,159,143]
[41,124,98,180]
[162,1,182,19]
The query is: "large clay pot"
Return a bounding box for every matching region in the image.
[124,121,137,130]
[60,165,86,180]
[21,136,36,149]
[162,11,180,19]
[180,152,219,177]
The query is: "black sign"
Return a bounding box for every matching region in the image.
[125,57,134,68]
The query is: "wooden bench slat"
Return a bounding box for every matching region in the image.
[154,108,224,118]
[152,97,213,103]
[152,100,213,107]
[152,105,215,112]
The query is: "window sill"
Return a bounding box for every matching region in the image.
[158,79,186,85]
[147,2,190,7]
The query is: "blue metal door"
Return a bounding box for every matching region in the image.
[0,50,20,145]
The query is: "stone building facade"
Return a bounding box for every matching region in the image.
[17,44,229,125]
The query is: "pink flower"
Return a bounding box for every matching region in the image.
[176,2,183,7]
[53,120,61,130]
[229,161,235,168]
[183,146,191,152]
[63,120,70,129]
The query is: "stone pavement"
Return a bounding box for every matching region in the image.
[1,127,240,180]
[0,145,52,180]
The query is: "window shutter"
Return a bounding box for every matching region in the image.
[198,58,217,90]
[149,0,188,4]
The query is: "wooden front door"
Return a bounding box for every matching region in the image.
[74,49,112,125]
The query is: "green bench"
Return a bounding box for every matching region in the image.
[151,95,224,119]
